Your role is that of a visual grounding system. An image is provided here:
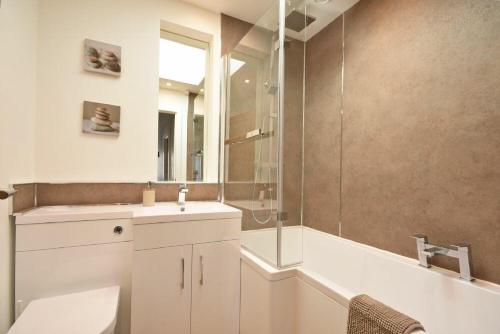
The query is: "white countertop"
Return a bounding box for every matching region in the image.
[14,201,242,225]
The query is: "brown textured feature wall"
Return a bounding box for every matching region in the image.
[12,184,36,212]
[283,38,305,228]
[305,0,500,284]
[303,18,344,235]
[221,14,253,56]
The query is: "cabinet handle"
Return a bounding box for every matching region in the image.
[199,255,204,286]
[181,258,185,290]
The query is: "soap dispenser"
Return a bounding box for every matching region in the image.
[143,181,156,207]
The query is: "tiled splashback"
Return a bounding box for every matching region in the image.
[12,184,36,212]
[12,183,219,212]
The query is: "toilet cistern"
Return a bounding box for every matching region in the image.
[178,183,189,211]
[412,234,474,281]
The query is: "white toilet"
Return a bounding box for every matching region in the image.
[13,213,133,333]
[7,286,120,334]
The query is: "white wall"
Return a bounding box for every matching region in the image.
[0,0,38,331]
[0,0,221,330]
[35,0,221,183]
[0,1,220,329]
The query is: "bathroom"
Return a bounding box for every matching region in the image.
[0,0,499,333]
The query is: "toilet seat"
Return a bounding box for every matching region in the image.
[7,286,120,334]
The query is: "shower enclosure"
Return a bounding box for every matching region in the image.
[222,0,307,268]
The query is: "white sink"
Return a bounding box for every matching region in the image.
[15,202,241,225]
[132,202,242,224]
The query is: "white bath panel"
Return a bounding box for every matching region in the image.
[296,278,347,334]
[241,226,500,334]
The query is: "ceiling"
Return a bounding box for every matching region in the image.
[179,0,361,41]
[180,0,275,25]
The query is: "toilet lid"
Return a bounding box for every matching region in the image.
[8,286,120,334]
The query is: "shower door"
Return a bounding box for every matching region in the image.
[222,0,305,268]
[278,0,306,268]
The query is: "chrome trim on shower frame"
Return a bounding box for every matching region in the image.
[218,55,230,202]
[276,0,286,268]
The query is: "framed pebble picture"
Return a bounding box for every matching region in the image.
[82,101,120,137]
[83,39,121,76]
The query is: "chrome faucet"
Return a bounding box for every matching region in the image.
[412,234,474,281]
[178,184,189,212]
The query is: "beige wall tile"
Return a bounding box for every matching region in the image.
[35,183,219,206]
[12,184,36,212]
[283,39,305,228]
[341,0,500,284]
[303,18,344,235]
[221,14,253,56]
[304,0,500,284]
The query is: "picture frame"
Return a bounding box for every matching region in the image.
[83,39,121,76]
[82,101,120,137]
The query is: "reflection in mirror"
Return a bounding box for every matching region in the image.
[192,114,204,181]
[158,30,208,182]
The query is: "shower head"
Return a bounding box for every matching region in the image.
[285,10,316,33]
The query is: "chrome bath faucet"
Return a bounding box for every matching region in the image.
[412,234,474,281]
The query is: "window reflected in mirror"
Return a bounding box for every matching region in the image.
[158,31,208,182]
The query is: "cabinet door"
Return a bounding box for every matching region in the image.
[191,240,241,334]
[131,245,192,334]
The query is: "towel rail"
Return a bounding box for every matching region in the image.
[0,188,17,200]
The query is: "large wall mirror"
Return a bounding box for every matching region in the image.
[158,30,213,183]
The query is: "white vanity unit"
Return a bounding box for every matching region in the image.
[13,202,242,334]
[131,202,242,334]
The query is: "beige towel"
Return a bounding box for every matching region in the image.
[347,294,425,334]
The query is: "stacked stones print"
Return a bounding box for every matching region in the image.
[91,107,114,132]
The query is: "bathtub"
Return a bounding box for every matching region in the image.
[240,227,500,334]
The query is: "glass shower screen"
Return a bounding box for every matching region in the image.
[223,0,305,268]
